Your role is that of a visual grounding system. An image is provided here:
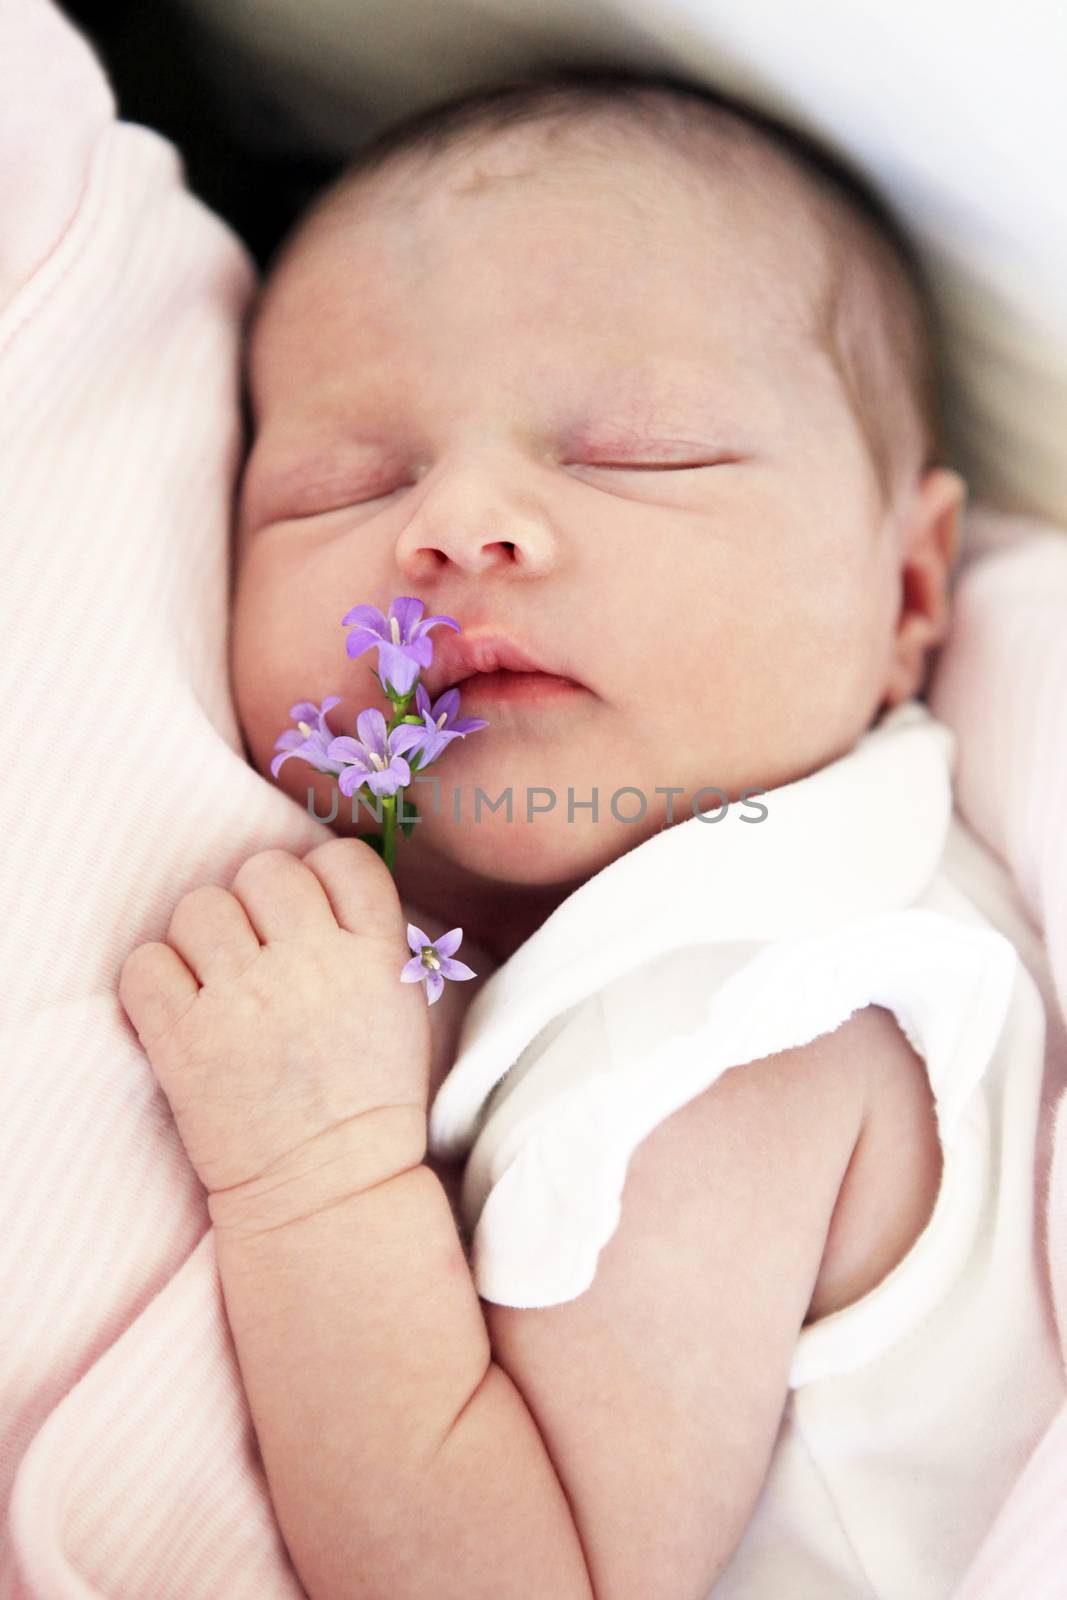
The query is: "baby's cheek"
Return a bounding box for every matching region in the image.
[747,571,887,744]
[230,569,326,768]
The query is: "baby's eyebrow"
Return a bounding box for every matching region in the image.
[564,368,760,436]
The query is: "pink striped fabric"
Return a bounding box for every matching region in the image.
[1,3,1065,1594]
[927,508,1067,1599]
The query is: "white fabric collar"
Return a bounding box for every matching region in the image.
[428,698,956,1161]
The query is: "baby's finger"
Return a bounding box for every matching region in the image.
[301,836,403,940]
[118,942,199,1052]
[230,848,338,942]
[167,883,261,985]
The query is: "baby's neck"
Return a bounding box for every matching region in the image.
[391,838,584,968]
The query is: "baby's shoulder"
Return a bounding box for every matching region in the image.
[477,1003,909,1596]
[805,1005,942,1324]
[613,999,942,1327]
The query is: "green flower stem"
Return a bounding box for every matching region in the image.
[384,694,414,735]
[381,794,397,872]
[378,694,418,875]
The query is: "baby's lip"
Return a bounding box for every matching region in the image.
[421,631,582,699]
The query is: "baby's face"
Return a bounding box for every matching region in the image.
[233,134,911,895]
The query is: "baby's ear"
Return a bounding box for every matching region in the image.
[881,466,967,709]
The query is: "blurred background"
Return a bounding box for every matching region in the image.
[59,0,649,268]
[58,0,1067,521]
[62,0,344,265]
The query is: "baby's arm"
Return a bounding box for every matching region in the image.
[122,845,583,1600]
[478,1006,905,1600]
[207,934,591,1600]
[212,1002,889,1600]
[130,836,911,1600]
[211,1143,595,1600]
[204,901,593,1600]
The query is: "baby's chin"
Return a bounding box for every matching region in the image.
[394,804,670,889]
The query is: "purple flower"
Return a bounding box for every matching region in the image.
[341,596,460,700]
[326,708,425,799]
[399,924,476,1005]
[406,683,489,769]
[271,696,345,779]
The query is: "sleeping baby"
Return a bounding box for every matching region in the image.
[119,68,1066,1600]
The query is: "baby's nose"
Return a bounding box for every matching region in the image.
[392,455,559,578]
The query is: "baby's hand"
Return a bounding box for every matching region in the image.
[118,840,432,1230]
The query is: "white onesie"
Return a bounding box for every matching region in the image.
[426,699,1067,1598]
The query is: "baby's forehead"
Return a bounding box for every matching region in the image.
[255,114,831,357]
[247,98,932,509]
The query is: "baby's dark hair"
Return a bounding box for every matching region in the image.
[289,65,949,507]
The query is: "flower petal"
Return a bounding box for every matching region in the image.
[376,643,420,697]
[438,958,476,981]
[389,724,425,756]
[309,752,345,775]
[417,613,461,639]
[338,766,368,797]
[399,957,426,982]
[326,736,369,767]
[273,737,338,779]
[434,927,463,957]
[355,707,388,752]
[434,687,461,723]
[341,603,387,632]
[410,734,445,767]
[368,766,405,796]
[425,972,445,1004]
[388,597,426,638]
[407,923,431,951]
[344,630,386,661]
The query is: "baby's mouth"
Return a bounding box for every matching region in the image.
[453,668,587,705]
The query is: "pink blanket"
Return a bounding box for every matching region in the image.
[2,3,1065,1594]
